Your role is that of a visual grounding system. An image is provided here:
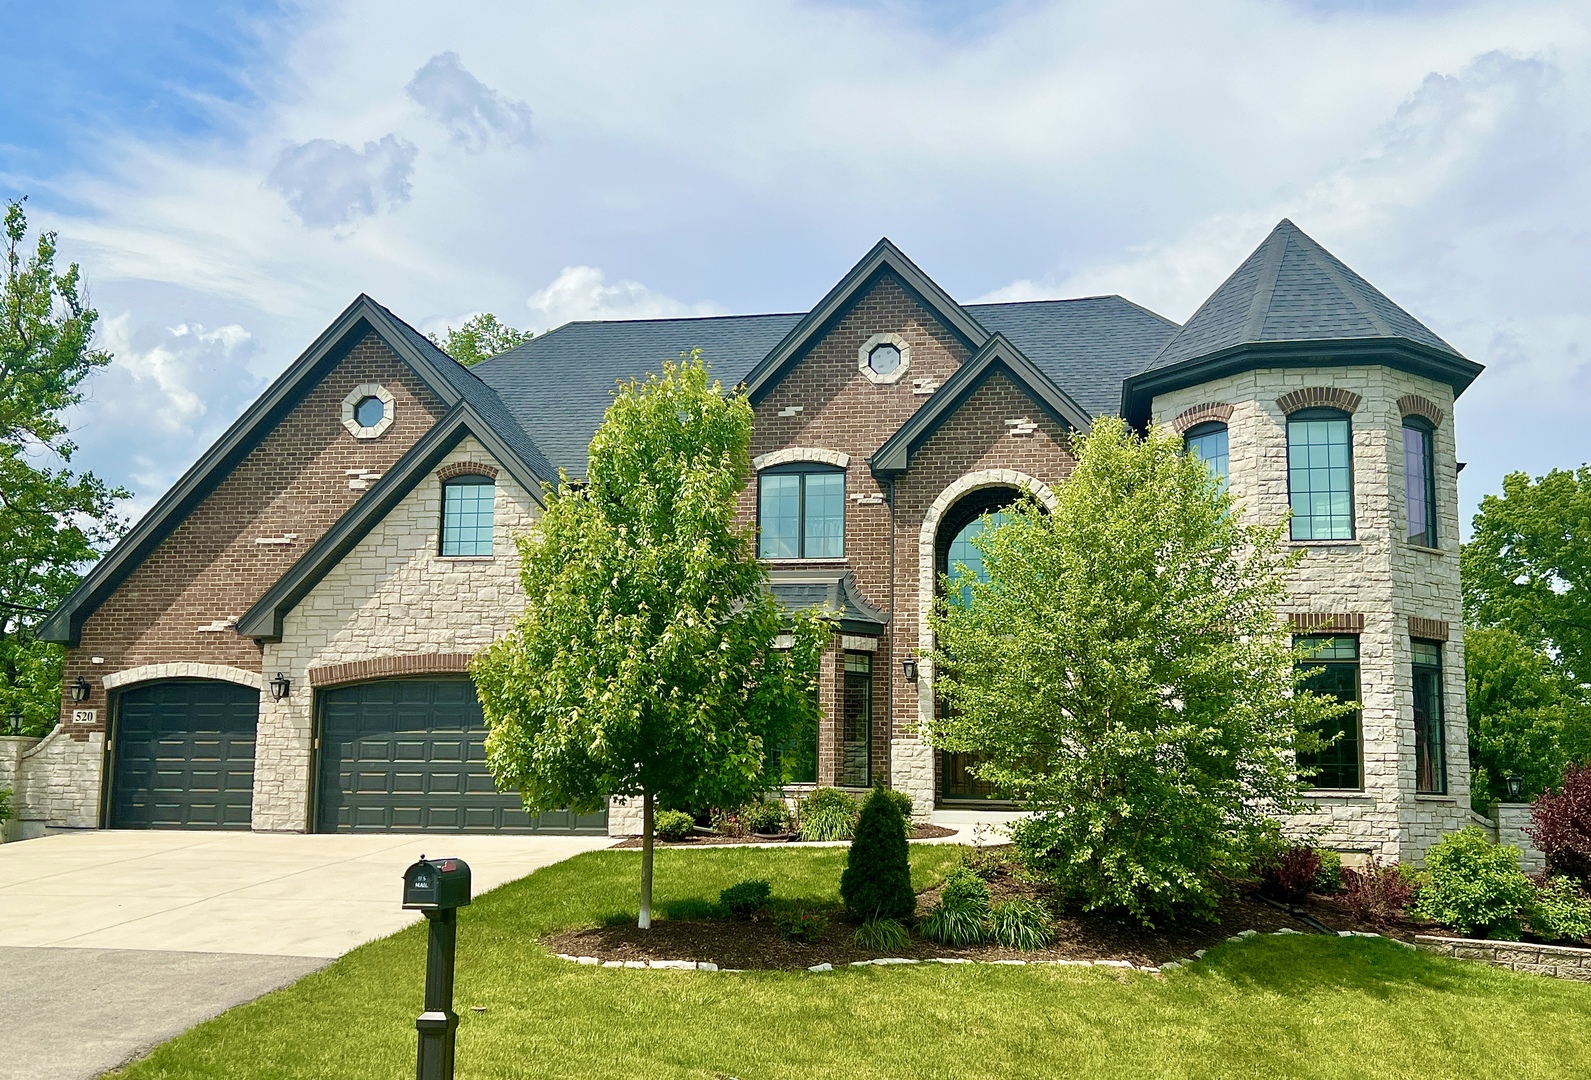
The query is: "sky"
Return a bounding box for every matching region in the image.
[2,0,1587,530]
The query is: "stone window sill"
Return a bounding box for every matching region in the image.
[1404,543,1446,556]
[1415,794,1456,803]
[762,558,849,567]
[435,555,495,563]
[1302,790,1373,802]
[1288,540,1362,552]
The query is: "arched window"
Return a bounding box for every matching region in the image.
[1184,421,1230,492]
[1402,415,1437,547]
[440,474,496,556]
[758,464,844,559]
[1286,408,1354,540]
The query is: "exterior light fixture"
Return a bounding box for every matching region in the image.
[1505,773,1523,802]
[901,658,918,683]
[70,676,92,703]
[6,708,21,736]
[269,672,291,702]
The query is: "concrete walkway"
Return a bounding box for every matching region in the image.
[0,830,610,1079]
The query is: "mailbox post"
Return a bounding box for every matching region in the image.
[403,855,472,1080]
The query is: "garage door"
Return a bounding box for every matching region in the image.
[109,680,258,829]
[316,678,607,834]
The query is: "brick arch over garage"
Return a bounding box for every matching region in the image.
[915,469,1057,732]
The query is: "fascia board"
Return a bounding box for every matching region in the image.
[743,239,989,404]
[1120,338,1485,428]
[39,297,391,645]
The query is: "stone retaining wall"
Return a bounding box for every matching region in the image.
[1415,934,1591,981]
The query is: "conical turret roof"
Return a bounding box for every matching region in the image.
[1140,220,1460,373]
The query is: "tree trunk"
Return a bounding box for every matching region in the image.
[639,790,654,929]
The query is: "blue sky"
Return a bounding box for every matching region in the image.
[2,0,1587,528]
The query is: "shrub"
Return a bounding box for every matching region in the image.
[1340,858,1419,927]
[876,786,915,822]
[1527,876,1591,944]
[1314,849,1344,895]
[710,806,747,838]
[743,798,788,834]
[0,787,11,825]
[798,787,858,842]
[940,865,992,909]
[919,902,988,946]
[1528,763,1591,886]
[774,907,828,944]
[852,917,910,953]
[840,787,916,922]
[988,898,1053,950]
[719,879,771,919]
[1412,827,1535,936]
[654,809,695,842]
[1259,845,1323,904]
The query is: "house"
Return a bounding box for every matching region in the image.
[13,220,1482,862]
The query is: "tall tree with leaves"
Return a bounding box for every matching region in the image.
[473,353,826,928]
[429,313,533,366]
[1,199,126,734]
[930,417,1350,924]
[1466,626,1591,811]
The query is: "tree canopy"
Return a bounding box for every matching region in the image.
[1465,626,1591,810]
[930,416,1349,923]
[429,313,533,366]
[1,199,125,734]
[473,353,826,926]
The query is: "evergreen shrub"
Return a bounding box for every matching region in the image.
[654,809,695,842]
[839,787,916,921]
[719,879,772,919]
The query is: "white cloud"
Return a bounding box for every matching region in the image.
[406,52,534,151]
[526,266,725,329]
[265,134,418,228]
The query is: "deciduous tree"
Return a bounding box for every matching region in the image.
[429,313,533,366]
[473,354,825,927]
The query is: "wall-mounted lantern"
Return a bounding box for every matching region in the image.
[269,672,292,702]
[901,657,918,683]
[6,708,21,736]
[1505,774,1523,802]
[70,677,92,703]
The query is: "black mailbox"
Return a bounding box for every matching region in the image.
[403,855,472,911]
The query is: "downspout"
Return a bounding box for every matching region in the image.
[886,476,895,790]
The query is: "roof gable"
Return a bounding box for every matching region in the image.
[40,296,552,645]
[742,238,990,404]
[236,403,545,641]
[870,333,1090,480]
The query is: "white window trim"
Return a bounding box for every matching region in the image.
[342,383,395,440]
[858,332,911,385]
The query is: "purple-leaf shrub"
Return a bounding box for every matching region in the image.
[1527,763,1591,886]
[1339,858,1418,927]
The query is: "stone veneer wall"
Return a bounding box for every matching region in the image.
[1416,935,1591,981]
[1490,802,1546,874]
[254,437,539,831]
[1153,366,1469,864]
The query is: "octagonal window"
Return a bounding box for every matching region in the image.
[867,343,902,376]
[353,395,386,429]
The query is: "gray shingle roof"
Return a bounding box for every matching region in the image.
[1142,219,1460,373]
[767,568,889,636]
[476,296,1179,475]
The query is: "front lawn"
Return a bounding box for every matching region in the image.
[113,846,1591,1079]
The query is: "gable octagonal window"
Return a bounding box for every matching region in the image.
[857,332,911,385]
[1403,415,1437,548]
[1286,407,1354,540]
[440,474,496,556]
[1184,421,1230,493]
[758,463,844,559]
[342,382,395,440]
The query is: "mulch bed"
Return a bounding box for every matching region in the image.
[609,824,958,848]
[545,856,1436,970]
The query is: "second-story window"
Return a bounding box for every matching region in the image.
[1403,417,1437,547]
[1287,408,1354,540]
[440,474,496,556]
[758,465,844,559]
[1184,421,1230,493]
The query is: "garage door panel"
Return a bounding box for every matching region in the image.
[316,677,605,834]
[110,680,258,830]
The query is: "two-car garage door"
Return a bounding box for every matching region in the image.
[108,677,605,834]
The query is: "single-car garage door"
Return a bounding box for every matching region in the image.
[316,678,607,834]
[109,680,259,829]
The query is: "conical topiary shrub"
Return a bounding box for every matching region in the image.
[839,786,916,921]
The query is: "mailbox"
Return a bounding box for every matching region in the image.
[403,855,472,911]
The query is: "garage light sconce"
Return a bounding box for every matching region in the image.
[70,676,92,702]
[269,672,292,702]
[901,657,918,683]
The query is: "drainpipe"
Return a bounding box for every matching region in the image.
[886,477,895,790]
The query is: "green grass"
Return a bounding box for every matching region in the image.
[112,846,1591,1079]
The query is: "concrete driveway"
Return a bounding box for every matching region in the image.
[0,830,610,1079]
